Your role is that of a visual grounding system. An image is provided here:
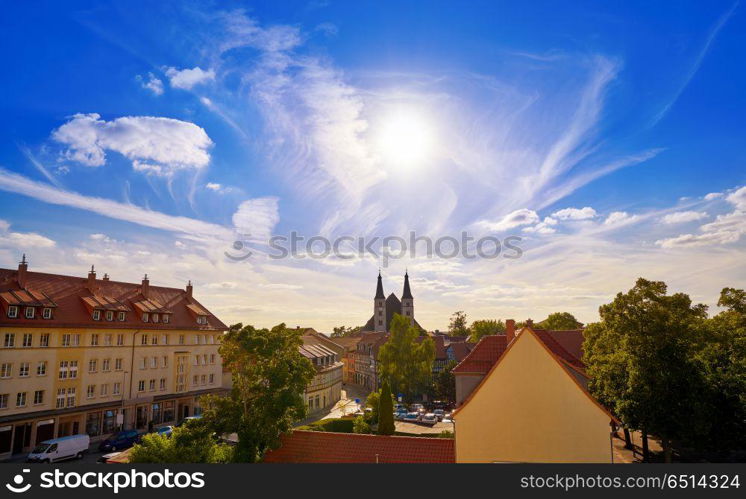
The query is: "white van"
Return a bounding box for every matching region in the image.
[27,434,90,463]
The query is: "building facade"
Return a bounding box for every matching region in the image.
[299,331,343,413]
[0,258,227,460]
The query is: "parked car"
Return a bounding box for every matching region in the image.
[98,430,141,452]
[175,414,203,427]
[411,403,425,413]
[97,451,122,464]
[27,434,90,463]
[394,409,408,420]
[394,403,407,412]
[433,409,445,421]
[421,413,438,426]
[155,425,174,437]
[403,412,421,423]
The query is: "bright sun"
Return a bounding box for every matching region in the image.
[375,109,433,168]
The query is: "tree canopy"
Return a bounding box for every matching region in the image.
[448,311,469,336]
[129,422,233,463]
[537,312,582,330]
[468,319,505,342]
[330,325,361,338]
[431,360,458,403]
[377,379,396,435]
[378,314,435,399]
[199,323,315,462]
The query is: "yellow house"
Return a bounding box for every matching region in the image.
[453,325,616,463]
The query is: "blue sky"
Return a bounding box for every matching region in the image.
[1,0,744,329]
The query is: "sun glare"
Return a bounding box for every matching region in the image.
[375,109,433,168]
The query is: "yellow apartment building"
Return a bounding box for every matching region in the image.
[0,257,227,460]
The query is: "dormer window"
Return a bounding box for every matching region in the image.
[197,316,207,325]
[162,314,170,324]
[25,307,35,319]
[7,306,18,318]
[92,310,101,321]
[105,311,114,321]
[42,307,52,319]
[142,313,149,323]
[118,311,126,321]
[152,313,159,323]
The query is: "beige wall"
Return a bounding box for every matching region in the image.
[454,374,483,405]
[454,330,613,463]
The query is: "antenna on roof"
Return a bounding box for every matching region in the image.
[90,265,95,273]
[20,254,27,265]
[143,273,148,280]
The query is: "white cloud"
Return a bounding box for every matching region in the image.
[137,73,164,95]
[551,207,597,220]
[478,209,539,232]
[656,210,746,248]
[206,182,222,191]
[704,192,723,201]
[0,219,56,249]
[165,66,216,90]
[661,210,708,224]
[603,211,638,226]
[231,197,280,239]
[51,113,213,176]
[523,217,557,235]
[726,186,746,210]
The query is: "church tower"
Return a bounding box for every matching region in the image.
[401,271,414,324]
[374,271,386,332]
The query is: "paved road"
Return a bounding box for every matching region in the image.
[7,443,112,465]
[395,421,454,434]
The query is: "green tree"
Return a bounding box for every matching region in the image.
[129,423,234,463]
[378,314,436,399]
[448,311,468,336]
[353,415,371,434]
[584,278,709,462]
[199,323,316,462]
[364,390,381,424]
[432,360,458,403]
[468,319,505,342]
[537,312,583,330]
[330,325,361,338]
[377,379,396,435]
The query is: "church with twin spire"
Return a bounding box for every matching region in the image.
[362,271,423,332]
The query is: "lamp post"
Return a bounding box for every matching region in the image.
[120,370,128,431]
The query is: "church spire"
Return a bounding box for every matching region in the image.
[375,270,385,299]
[402,270,413,299]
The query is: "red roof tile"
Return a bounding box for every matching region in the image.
[532,329,586,371]
[452,335,508,374]
[262,430,455,463]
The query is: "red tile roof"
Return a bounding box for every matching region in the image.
[447,341,474,363]
[0,267,226,330]
[262,430,455,463]
[452,335,508,374]
[532,329,586,371]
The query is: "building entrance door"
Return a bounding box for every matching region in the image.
[12,423,31,454]
[36,421,55,445]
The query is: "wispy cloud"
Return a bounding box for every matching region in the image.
[136,73,164,95]
[165,66,215,90]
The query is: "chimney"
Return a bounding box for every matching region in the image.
[141,274,150,299]
[87,265,97,292]
[102,273,110,282]
[17,254,28,288]
[505,319,516,343]
[186,280,193,299]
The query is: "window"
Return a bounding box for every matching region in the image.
[202,354,207,365]
[192,375,198,386]
[150,356,157,369]
[16,392,27,407]
[37,361,47,376]
[151,335,158,345]
[139,358,146,370]
[73,334,80,346]
[116,334,124,346]
[69,360,78,379]
[137,380,145,392]
[152,313,159,323]
[118,311,126,321]
[92,310,101,321]
[115,358,123,371]
[33,390,44,405]
[58,361,68,379]
[161,334,168,345]
[105,311,114,321]
[100,384,108,396]
[104,334,112,346]
[7,305,18,318]
[141,334,148,345]
[209,373,214,384]
[1,363,11,378]
[200,374,206,385]
[202,335,208,344]
[142,313,149,323]
[66,387,76,407]
[162,356,168,368]
[63,334,80,347]
[163,314,170,324]
[113,383,121,395]
[39,334,49,347]
[61,334,70,347]
[22,333,32,347]
[42,307,52,319]
[102,359,110,372]
[0,394,7,409]
[88,359,97,373]
[56,389,65,409]
[209,335,215,344]
[178,335,184,345]
[194,355,200,366]
[3,333,15,348]
[90,334,99,346]
[193,335,199,345]
[19,362,29,377]
[149,379,155,391]
[86,385,95,399]
[25,307,35,319]
[159,378,166,390]
[210,353,216,364]
[197,316,207,325]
